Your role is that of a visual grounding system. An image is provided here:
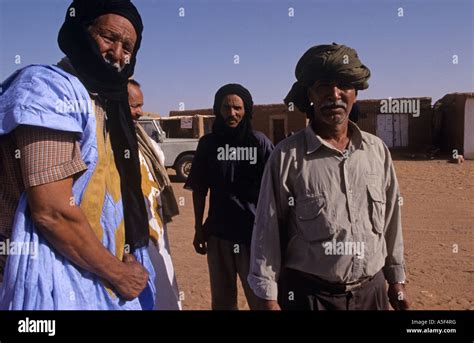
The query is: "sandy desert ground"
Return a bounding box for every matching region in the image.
[165,156,474,310]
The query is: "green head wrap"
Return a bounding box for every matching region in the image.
[284,43,371,117]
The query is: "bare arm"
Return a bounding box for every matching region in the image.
[27,176,148,300]
[192,191,207,254]
[192,191,206,228]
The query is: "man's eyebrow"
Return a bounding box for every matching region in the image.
[100,28,119,37]
[100,28,134,48]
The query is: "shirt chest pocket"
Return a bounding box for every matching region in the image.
[367,184,386,234]
[295,195,337,242]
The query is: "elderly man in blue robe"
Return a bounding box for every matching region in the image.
[0,0,156,310]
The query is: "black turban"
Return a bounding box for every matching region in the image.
[58,0,149,250]
[212,83,255,146]
[211,84,265,203]
[212,83,254,121]
[284,43,371,117]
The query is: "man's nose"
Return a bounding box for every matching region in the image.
[328,85,342,100]
[106,42,124,65]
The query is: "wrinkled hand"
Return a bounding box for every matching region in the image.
[112,253,149,301]
[388,283,410,310]
[193,228,207,255]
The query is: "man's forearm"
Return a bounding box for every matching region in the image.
[27,178,125,285]
[33,206,125,284]
[192,192,206,229]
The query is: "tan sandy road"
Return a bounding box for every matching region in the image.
[166,159,474,310]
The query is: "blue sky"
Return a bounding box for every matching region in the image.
[1,0,472,116]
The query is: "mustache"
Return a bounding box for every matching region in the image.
[104,57,123,72]
[225,116,240,124]
[320,99,348,110]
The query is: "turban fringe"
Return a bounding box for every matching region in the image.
[58,0,149,250]
[284,43,371,117]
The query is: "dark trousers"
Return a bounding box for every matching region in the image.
[206,236,260,310]
[279,268,389,310]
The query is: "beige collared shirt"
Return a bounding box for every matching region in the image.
[248,121,406,300]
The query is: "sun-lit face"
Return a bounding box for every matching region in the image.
[308,80,357,126]
[88,13,137,72]
[128,83,144,123]
[219,94,245,128]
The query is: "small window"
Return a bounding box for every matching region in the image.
[140,122,159,141]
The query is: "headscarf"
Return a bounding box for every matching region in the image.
[212,84,254,144]
[58,0,148,250]
[284,43,371,118]
[135,123,180,224]
[212,84,265,203]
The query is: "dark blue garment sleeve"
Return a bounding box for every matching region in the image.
[183,135,210,195]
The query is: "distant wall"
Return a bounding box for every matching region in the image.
[251,104,307,143]
[164,96,472,151]
[169,104,307,144]
[169,109,213,117]
[357,98,432,150]
[435,93,474,154]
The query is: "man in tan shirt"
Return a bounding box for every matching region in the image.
[248,43,410,311]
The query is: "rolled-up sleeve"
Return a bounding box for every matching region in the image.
[248,148,290,300]
[14,125,87,188]
[382,145,407,284]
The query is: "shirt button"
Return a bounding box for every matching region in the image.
[348,189,353,193]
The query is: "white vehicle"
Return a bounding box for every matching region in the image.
[138,118,199,182]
